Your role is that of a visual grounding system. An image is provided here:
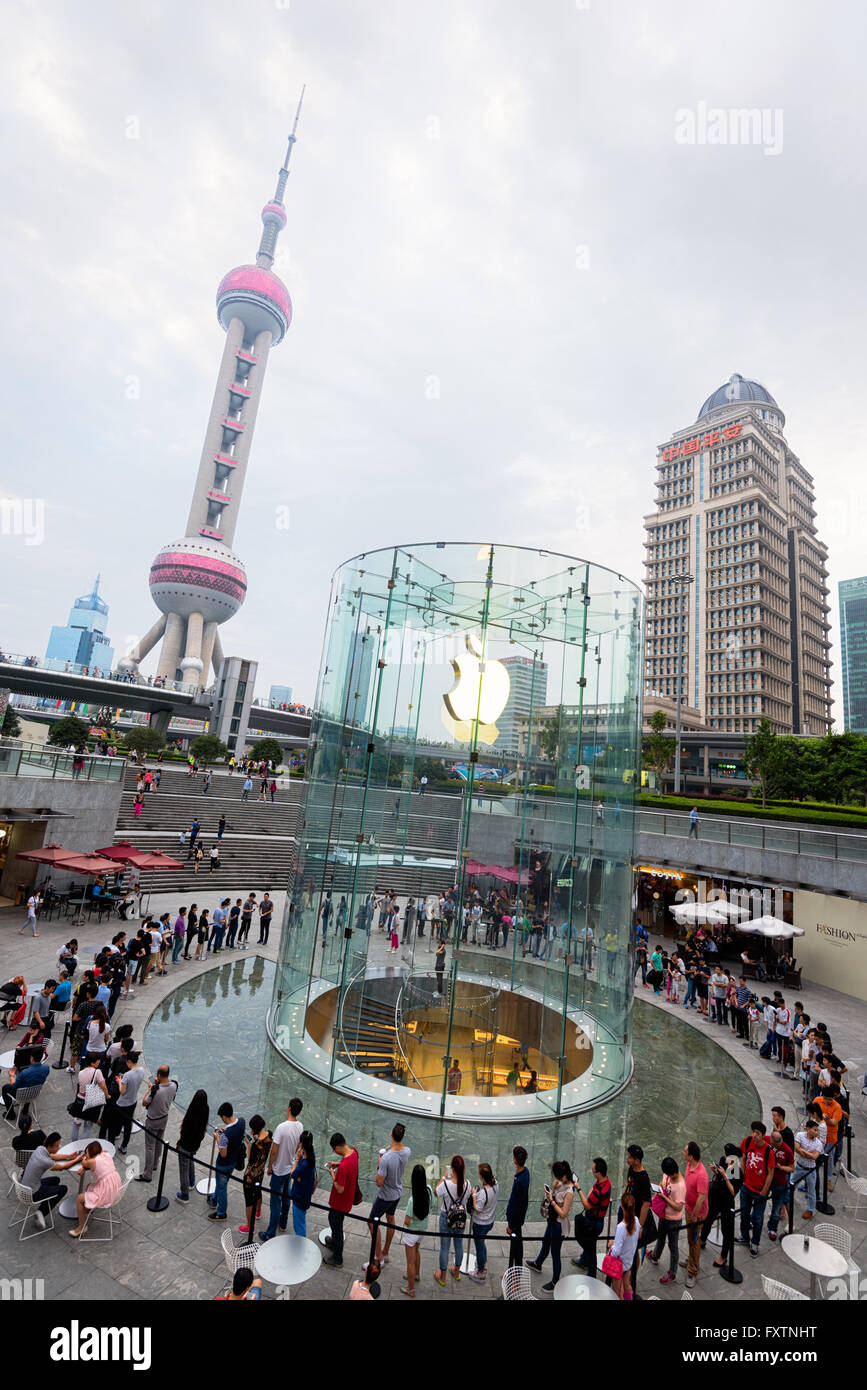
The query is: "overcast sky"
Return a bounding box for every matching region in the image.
[3,0,866,715]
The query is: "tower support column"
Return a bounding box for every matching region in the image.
[156,613,186,683]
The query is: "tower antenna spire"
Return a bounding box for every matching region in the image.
[257,86,306,266]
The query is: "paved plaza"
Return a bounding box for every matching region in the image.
[0,896,864,1303]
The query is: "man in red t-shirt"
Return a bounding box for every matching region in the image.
[323,1132,359,1268]
[682,1141,709,1286]
[738,1121,775,1255]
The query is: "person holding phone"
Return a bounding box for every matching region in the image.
[526,1161,573,1292]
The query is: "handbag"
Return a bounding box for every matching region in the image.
[601,1252,623,1279]
[651,1192,667,1218]
[82,1068,105,1112]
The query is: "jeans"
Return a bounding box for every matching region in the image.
[172,936,183,963]
[239,918,252,944]
[508,1227,524,1267]
[328,1208,346,1261]
[701,1195,735,1263]
[438,1211,464,1271]
[534,1217,564,1283]
[226,921,238,948]
[767,1183,790,1234]
[259,918,271,944]
[32,1175,67,1217]
[824,1142,837,1185]
[653,1217,680,1277]
[472,1220,494,1270]
[790,1164,817,1211]
[739,1186,768,1246]
[108,1102,136,1148]
[575,1213,604,1276]
[213,1160,233,1218]
[292,1202,307,1237]
[265,1171,291,1236]
[683,978,696,1007]
[712,996,728,1024]
[177,1147,196,1198]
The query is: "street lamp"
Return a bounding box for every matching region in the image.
[673,573,695,797]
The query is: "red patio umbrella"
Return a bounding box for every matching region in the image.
[15,845,75,865]
[52,852,124,925]
[94,842,156,867]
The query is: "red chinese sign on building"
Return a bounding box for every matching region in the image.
[661,422,741,462]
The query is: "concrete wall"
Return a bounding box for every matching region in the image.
[0,775,123,899]
[793,890,867,1002]
[637,831,867,901]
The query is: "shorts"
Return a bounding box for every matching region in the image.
[243,1180,263,1208]
[369,1195,400,1222]
[403,1232,421,1247]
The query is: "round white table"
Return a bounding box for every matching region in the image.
[554,1274,618,1301]
[55,1139,117,1219]
[0,1050,17,1070]
[780,1233,847,1299]
[254,1234,322,1289]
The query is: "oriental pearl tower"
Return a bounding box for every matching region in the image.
[124,92,304,689]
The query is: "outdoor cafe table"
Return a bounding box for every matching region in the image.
[780,1233,847,1300]
[56,1139,117,1218]
[254,1234,322,1290]
[553,1274,618,1301]
[0,1050,16,1070]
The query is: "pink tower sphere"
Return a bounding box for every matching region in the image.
[148,538,247,624]
[217,264,291,343]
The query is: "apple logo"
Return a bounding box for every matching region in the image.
[442,632,510,745]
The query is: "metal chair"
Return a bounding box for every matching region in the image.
[2,1085,43,1128]
[813,1221,861,1293]
[761,1274,809,1301]
[9,1176,55,1241]
[3,1145,30,1196]
[837,1165,867,1223]
[77,1174,134,1242]
[681,1289,693,1300]
[501,1266,536,1300]
[221,1227,261,1274]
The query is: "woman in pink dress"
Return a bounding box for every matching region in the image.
[69,1141,121,1237]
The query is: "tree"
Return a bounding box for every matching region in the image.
[642,709,675,791]
[124,727,166,756]
[743,718,780,809]
[47,715,91,748]
[249,738,283,767]
[540,704,569,767]
[191,733,227,764]
[1,705,21,739]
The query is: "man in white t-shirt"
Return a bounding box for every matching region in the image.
[18,894,41,939]
[790,1118,824,1218]
[774,997,793,1074]
[263,1098,304,1239]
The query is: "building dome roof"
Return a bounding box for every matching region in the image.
[697,373,780,421]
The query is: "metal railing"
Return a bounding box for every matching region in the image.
[638,808,867,864]
[0,740,125,782]
[0,651,200,696]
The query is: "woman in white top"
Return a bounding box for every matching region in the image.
[71,1050,110,1141]
[468,1163,499,1283]
[607,1192,640,1300]
[86,1005,111,1058]
[434,1156,469,1286]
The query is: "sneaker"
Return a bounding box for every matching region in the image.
[733,1235,748,1244]
[525,1260,542,1272]
[207,1212,227,1222]
[678,1259,689,1269]
[659,1272,676,1285]
[768,1230,777,1241]
[802,1210,813,1220]
[175,1192,189,1204]
[117,1146,128,1156]
[749,1244,759,1257]
[134,1176,151,1183]
[541,1281,556,1292]
[685,1276,696,1288]
[34,1210,46,1230]
[468,1270,487,1283]
[570,1256,587,1268]
[239,1224,250,1233]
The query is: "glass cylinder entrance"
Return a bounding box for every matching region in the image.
[269,543,642,1120]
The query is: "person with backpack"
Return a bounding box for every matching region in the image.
[571,1156,612,1278]
[288,1130,317,1237]
[435,1155,470,1286]
[526,1160,574,1292]
[738,1120,776,1255]
[175,1088,209,1204]
[208,1102,246,1222]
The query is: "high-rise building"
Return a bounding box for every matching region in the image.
[644,374,832,735]
[124,95,305,690]
[495,655,548,752]
[269,684,294,707]
[839,576,867,733]
[46,576,115,674]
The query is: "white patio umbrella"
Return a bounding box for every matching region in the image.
[705,900,751,922]
[669,902,727,925]
[747,915,805,939]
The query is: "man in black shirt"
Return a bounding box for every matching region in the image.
[622,1144,653,1297]
[771,1106,795,1154]
[505,1145,529,1268]
[227,899,242,949]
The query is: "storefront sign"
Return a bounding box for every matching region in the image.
[638,865,684,881]
[660,422,742,462]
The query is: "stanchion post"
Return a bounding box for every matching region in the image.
[718,1210,743,1285]
[196,1133,217,1196]
[52,1021,70,1070]
[815,1152,835,1216]
[846,1121,852,1174]
[246,1185,259,1247]
[146,1138,170,1213]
